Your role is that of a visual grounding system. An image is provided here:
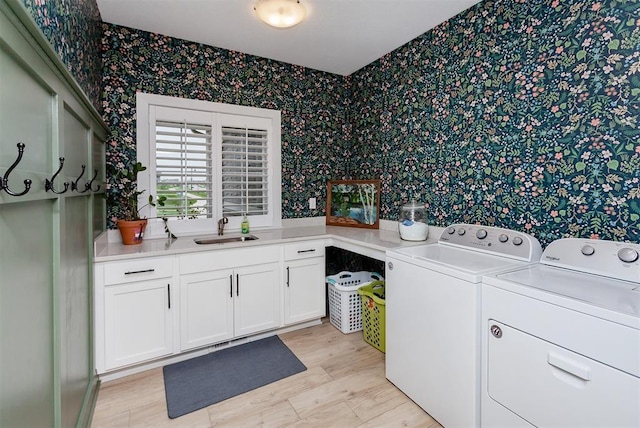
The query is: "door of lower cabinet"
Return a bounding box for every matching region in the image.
[234,263,281,337]
[104,280,173,370]
[180,270,234,351]
[284,258,326,325]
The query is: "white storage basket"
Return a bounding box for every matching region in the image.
[326,271,384,334]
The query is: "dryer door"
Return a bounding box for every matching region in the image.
[486,321,640,427]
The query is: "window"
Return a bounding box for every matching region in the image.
[137,94,281,237]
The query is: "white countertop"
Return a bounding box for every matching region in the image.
[94,220,442,263]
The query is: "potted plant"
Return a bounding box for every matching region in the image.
[111,161,166,245]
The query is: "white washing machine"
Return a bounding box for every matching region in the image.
[386,224,542,428]
[481,238,640,427]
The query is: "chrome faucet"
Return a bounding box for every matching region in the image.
[217,217,228,235]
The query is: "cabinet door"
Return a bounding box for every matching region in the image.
[104,280,173,370]
[234,263,281,337]
[180,270,234,351]
[284,257,326,325]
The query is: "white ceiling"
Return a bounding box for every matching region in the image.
[96,0,481,76]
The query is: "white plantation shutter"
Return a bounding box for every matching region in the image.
[139,96,281,236]
[221,125,269,217]
[154,119,213,218]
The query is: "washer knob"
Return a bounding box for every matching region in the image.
[447,227,456,235]
[476,229,488,239]
[581,245,595,256]
[512,236,523,246]
[618,247,639,263]
[499,234,509,243]
[457,228,466,236]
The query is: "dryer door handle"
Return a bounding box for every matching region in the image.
[547,352,592,381]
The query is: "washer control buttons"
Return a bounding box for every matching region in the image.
[618,247,639,263]
[499,234,509,243]
[512,236,523,246]
[581,245,595,256]
[476,229,488,239]
[457,228,466,236]
[447,227,456,235]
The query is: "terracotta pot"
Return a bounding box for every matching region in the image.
[117,219,148,245]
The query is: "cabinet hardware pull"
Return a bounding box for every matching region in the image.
[229,274,233,298]
[124,268,155,275]
[236,274,239,296]
[45,157,69,194]
[286,266,290,287]
[297,249,316,253]
[167,284,171,309]
[71,164,90,193]
[1,142,32,197]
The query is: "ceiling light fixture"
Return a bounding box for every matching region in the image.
[254,0,306,29]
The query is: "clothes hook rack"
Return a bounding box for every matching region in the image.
[45,157,69,194]
[1,142,32,197]
[85,169,100,192]
[71,164,90,193]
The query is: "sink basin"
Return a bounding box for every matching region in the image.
[194,235,259,245]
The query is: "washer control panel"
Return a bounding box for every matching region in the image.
[439,224,542,262]
[542,238,640,283]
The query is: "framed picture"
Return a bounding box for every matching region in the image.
[326,180,381,229]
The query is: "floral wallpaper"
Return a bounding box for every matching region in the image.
[22,0,640,244]
[20,0,103,112]
[101,24,351,227]
[351,0,640,245]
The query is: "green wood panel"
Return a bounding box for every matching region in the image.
[61,104,89,187]
[0,41,53,175]
[59,195,91,428]
[91,132,105,237]
[0,199,55,427]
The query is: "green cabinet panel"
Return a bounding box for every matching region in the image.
[0,1,107,427]
[0,199,55,427]
[59,195,91,428]
[0,42,53,175]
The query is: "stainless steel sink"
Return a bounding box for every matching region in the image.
[194,235,259,245]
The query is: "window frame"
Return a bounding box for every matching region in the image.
[136,93,282,239]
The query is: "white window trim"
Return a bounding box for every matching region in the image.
[136,93,282,239]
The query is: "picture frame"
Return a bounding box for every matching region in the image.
[326,180,381,229]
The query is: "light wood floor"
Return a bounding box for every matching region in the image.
[91,320,442,427]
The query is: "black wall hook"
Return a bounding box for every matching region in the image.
[45,157,69,194]
[85,169,100,192]
[71,164,90,193]
[1,142,32,197]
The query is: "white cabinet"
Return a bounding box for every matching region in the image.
[179,269,234,351]
[178,246,281,352]
[95,256,175,372]
[283,240,326,325]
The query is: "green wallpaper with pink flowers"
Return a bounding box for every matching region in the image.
[351,0,640,244]
[21,0,640,245]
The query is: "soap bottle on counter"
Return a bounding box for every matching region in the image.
[241,213,250,234]
[399,200,429,241]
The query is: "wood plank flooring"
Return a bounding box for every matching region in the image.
[91,320,441,427]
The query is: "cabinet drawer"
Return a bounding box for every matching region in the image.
[103,256,174,285]
[284,240,326,261]
[179,245,280,274]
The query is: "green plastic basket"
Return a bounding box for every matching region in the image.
[357,280,386,353]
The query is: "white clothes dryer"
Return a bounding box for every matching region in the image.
[385,224,542,428]
[481,238,640,427]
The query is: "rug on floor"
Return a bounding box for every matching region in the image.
[163,335,307,419]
